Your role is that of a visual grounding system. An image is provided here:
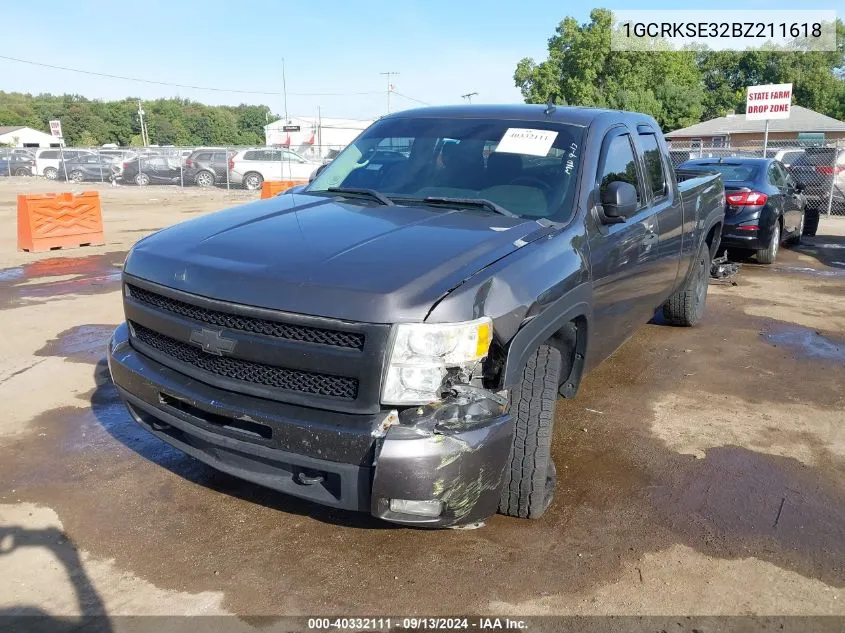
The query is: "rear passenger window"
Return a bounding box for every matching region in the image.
[244,151,260,160]
[639,133,667,199]
[599,134,642,205]
[196,153,211,161]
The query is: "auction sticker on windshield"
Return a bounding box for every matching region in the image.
[495,128,558,157]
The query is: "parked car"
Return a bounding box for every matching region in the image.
[787,146,845,235]
[0,148,36,162]
[228,148,321,190]
[110,105,725,528]
[0,155,35,176]
[97,149,137,164]
[57,155,120,182]
[764,147,805,167]
[35,148,95,179]
[183,149,232,187]
[680,157,805,263]
[120,156,183,186]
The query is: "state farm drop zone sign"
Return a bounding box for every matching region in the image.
[745,83,793,120]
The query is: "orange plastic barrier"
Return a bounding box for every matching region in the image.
[260,180,308,199]
[17,191,105,253]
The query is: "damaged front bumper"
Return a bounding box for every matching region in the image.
[108,323,512,528]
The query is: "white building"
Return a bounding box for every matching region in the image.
[0,126,61,148]
[265,116,373,159]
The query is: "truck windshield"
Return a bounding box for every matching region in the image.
[307,117,585,222]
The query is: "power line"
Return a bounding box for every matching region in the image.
[0,54,385,97]
[392,91,432,106]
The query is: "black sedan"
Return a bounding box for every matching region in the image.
[120,156,183,186]
[57,155,120,182]
[678,157,806,264]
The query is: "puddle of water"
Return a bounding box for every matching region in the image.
[0,251,126,307]
[35,324,117,364]
[0,267,25,281]
[762,325,845,364]
[773,265,845,278]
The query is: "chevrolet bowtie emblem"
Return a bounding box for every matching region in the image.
[189,328,236,356]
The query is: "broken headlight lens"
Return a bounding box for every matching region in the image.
[381,318,493,405]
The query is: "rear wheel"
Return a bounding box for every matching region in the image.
[195,170,215,187]
[134,172,150,186]
[14,167,30,176]
[663,239,709,326]
[43,167,57,180]
[69,170,84,183]
[756,220,780,264]
[498,344,561,520]
[243,171,263,191]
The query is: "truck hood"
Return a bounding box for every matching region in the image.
[124,193,551,323]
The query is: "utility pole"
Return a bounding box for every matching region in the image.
[461,92,478,103]
[282,57,289,123]
[137,100,148,146]
[380,71,399,114]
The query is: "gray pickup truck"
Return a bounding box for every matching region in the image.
[108,105,725,528]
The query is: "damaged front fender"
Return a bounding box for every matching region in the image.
[371,389,513,527]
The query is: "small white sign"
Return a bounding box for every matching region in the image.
[49,120,63,137]
[495,128,558,157]
[745,83,792,120]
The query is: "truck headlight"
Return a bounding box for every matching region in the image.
[381,318,493,405]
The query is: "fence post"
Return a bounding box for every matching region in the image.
[826,139,838,217]
[98,148,104,183]
[180,153,184,188]
[225,147,230,191]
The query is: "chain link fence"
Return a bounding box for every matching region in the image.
[0,144,348,190]
[669,138,845,216]
[4,137,845,215]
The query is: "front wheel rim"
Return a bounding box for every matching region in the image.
[197,173,212,186]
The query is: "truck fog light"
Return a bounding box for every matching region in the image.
[389,498,443,517]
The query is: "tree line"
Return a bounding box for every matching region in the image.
[0,92,275,147]
[515,9,845,131]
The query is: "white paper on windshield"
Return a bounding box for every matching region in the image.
[495,128,558,157]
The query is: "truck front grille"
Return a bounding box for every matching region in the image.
[130,321,358,400]
[127,284,364,350]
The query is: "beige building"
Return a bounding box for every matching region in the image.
[666,106,845,151]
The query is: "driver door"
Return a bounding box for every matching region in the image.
[586,128,661,367]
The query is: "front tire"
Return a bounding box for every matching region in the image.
[69,170,84,183]
[663,239,709,326]
[43,167,57,180]
[498,344,561,520]
[756,220,780,264]
[14,167,30,176]
[135,172,150,186]
[195,170,215,187]
[243,172,263,191]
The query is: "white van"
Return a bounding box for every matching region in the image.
[35,148,95,179]
[228,148,320,190]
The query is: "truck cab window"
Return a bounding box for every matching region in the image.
[598,134,642,205]
[639,133,667,199]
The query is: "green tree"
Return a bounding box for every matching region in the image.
[516,10,845,130]
[514,9,704,130]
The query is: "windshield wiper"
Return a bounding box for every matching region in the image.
[327,187,394,206]
[422,196,518,218]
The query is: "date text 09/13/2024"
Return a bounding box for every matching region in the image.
[307,617,528,630]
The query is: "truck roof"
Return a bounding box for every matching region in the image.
[383,104,660,129]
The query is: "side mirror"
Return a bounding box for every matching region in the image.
[600,181,639,222]
[309,163,328,184]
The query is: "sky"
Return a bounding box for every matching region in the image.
[0,1,838,121]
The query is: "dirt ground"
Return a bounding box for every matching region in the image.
[0,176,843,624]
